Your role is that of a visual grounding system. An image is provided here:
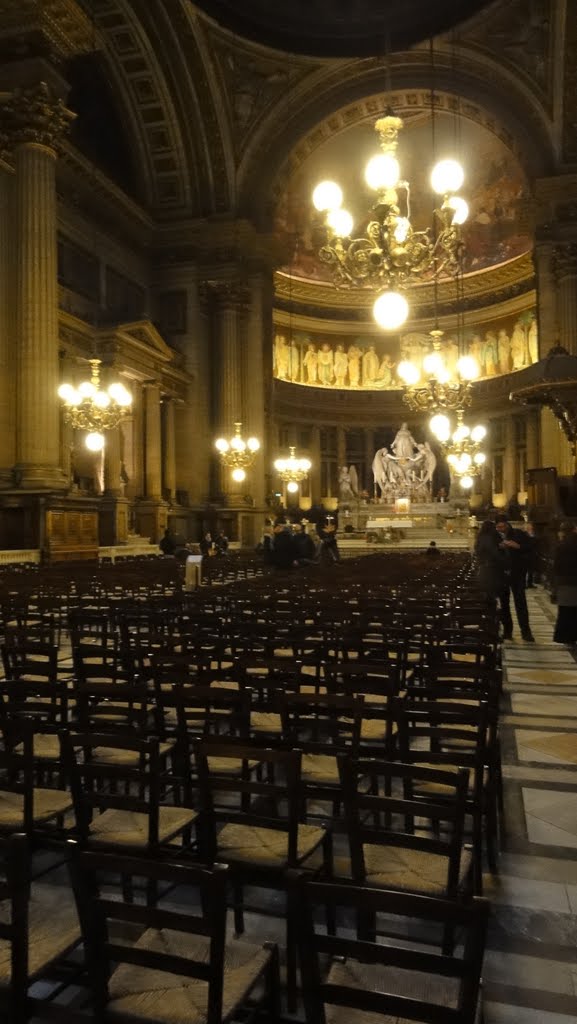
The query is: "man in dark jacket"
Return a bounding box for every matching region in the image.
[495,513,534,641]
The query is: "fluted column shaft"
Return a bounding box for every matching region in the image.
[15,141,65,484]
[216,289,242,433]
[555,244,577,356]
[337,427,346,471]
[104,426,122,496]
[535,243,558,350]
[311,426,322,504]
[243,274,267,507]
[0,166,15,476]
[502,416,516,500]
[162,398,176,500]
[526,411,540,470]
[144,384,162,499]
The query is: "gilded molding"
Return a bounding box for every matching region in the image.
[0,0,94,60]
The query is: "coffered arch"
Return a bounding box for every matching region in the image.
[77,0,234,215]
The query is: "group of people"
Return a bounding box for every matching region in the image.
[159,528,229,559]
[475,514,536,642]
[261,517,340,570]
[475,514,577,646]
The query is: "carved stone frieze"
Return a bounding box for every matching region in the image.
[0,81,75,152]
[199,279,250,313]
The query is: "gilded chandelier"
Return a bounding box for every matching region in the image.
[274,447,312,493]
[398,329,479,415]
[430,409,487,491]
[312,109,468,329]
[58,359,133,452]
[215,422,260,483]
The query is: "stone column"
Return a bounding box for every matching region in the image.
[212,282,243,500]
[337,427,347,470]
[162,397,176,501]
[310,426,322,505]
[0,162,15,481]
[526,410,540,470]
[104,427,122,496]
[144,383,162,499]
[364,429,374,494]
[554,244,577,356]
[127,382,144,500]
[502,416,516,500]
[8,82,74,488]
[243,273,267,507]
[535,242,558,352]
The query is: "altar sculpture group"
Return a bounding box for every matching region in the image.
[273,313,538,390]
[339,424,437,504]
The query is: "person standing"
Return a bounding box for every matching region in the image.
[553,523,577,645]
[524,521,538,588]
[494,513,535,641]
[215,530,229,556]
[159,527,177,556]
[475,520,509,619]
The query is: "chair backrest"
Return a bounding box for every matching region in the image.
[195,740,305,864]
[1,641,60,685]
[68,848,230,1024]
[293,875,489,1024]
[61,731,162,846]
[0,720,64,833]
[340,756,470,897]
[280,692,363,754]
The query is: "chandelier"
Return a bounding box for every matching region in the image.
[274,447,312,493]
[58,359,133,452]
[398,329,479,418]
[430,409,487,491]
[215,422,260,483]
[311,108,468,329]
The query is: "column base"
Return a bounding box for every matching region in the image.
[12,464,68,491]
[99,497,131,546]
[135,500,168,544]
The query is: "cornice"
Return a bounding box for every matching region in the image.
[273,252,535,321]
[0,0,94,61]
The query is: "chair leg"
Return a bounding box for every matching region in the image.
[232,879,244,935]
[264,942,282,1023]
[285,897,298,1014]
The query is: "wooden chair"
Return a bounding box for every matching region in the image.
[41,848,280,1024]
[62,731,196,859]
[0,834,82,1024]
[0,720,73,841]
[340,756,473,905]
[196,740,333,1009]
[293,876,489,1024]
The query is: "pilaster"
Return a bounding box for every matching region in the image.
[162,397,176,501]
[0,163,15,482]
[144,383,162,500]
[554,243,577,356]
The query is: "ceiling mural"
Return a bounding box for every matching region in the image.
[273,307,538,391]
[274,111,532,286]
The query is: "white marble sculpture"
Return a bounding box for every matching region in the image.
[372,425,435,501]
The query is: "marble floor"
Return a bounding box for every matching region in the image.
[483,586,577,1024]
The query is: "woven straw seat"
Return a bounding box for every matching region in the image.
[362,843,472,895]
[250,711,282,734]
[17,734,61,761]
[91,741,174,765]
[0,883,81,982]
[217,821,325,867]
[107,928,273,1024]
[88,806,197,846]
[361,718,396,742]
[301,753,339,784]
[0,788,72,829]
[206,756,258,774]
[324,958,461,1024]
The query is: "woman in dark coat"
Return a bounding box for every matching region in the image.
[475,519,508,600]
[553,524,577,644]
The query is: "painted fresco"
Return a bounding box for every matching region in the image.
[273,309,538,390]
[275,112,532,283]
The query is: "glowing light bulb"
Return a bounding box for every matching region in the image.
[397,360,420,385]
[474,452,486,466]
[108,382,132,406]
[230,435,246,452]
[457,355,479,381]
[326,208,353,237]
[312,180,343,212]
[58,383,76,402]
[287,481,299,494]
[471,425,486,443]
[460,474,474,490]
[423,351,445,378]
[231,468,246,483]
[430,413,450,440]
[78,381,96,399]
[431,159,464,195]
[447,196,469,225]
[373,291,409,330]
[85,431,105,452]
[93,391,110,409]
[365,153,400,191]
[215,438,229,453]
[247,437,260,452]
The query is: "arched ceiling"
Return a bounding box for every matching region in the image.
[187,0,495,57]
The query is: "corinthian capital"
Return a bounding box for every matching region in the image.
[1,81,75,153]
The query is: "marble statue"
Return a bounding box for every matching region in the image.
[303,343,318,384]
[372,425,434,501]
[339,465,358,501]
[318,343,334,385]
[497,329,511,374]
[347,344,362,387]
[334,344,348,386]
[510,322,527,369]
[528,317,538,363]
[362,345,380,384]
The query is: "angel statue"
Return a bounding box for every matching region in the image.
[339,465,358,501]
